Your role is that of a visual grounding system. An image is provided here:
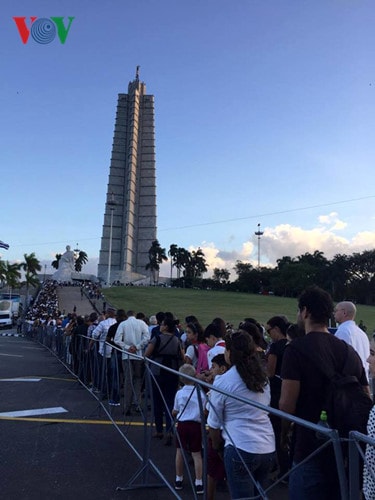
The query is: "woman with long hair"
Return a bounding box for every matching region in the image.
[184,321,209,373]
[207,330,275,499]
[239,320,268,365]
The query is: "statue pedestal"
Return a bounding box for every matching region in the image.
[52,268,73,283]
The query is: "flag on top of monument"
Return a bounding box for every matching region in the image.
[0,240,10,250]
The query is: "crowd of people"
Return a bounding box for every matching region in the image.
[21,280,375,499]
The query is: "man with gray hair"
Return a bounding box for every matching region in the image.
[334,301,370,375]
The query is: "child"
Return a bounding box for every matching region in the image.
[206,354,230,500]
[172,364,207,495]
[204,323,226,369]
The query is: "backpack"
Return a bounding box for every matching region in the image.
[295,340,373,438]
[154,335,181,372]
[195,343,210,374]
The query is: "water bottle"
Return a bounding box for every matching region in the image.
[316,410,330,440]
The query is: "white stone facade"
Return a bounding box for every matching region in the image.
[98,71,157,284]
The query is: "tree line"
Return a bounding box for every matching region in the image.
[2,242,373,306]
[228,250,375,305]
[0,253,42,304]
[147,241,375,305]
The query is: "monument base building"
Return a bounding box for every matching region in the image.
[97,68,157,284]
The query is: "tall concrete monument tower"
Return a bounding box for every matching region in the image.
[98,68,157,284]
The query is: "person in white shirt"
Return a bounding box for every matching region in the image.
[91,308,117,396]
[207,331,275,500]
[172,364,207,495]
[204,323,226,369]
[334,301,370,376]
[114,310,150,415]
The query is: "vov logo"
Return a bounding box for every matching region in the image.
[13,17,75,44]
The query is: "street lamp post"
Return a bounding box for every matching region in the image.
[254,223,264,270]
[107,193,116,286]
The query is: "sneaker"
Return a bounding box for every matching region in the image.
[195,484,203,495]
[277,472,289,485]
[174,480,183,490]
[108,400,120,406]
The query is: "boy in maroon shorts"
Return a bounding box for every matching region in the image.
[172,364,207,495]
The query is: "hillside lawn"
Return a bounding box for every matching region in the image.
[103,287,375,334]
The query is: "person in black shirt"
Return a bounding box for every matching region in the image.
[280,286,369,500]
[265,315,290,481]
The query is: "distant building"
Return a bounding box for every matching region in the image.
[98,68,157,284]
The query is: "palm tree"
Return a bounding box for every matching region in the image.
[51,254,62,270]
[2,261,21,290]
[176,247,190,279]
[168,244,178,281]
[146,240,168,285]
[0,259,6,286]
[74,250,88,272]
[190,248,207,278]
[21,253,41,304]
[22,253,41,276]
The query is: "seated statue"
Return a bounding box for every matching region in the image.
[60,245,75,271]
[52,245,75,282]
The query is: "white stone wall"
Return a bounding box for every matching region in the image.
[98,76,157,284]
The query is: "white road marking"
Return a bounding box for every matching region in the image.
[0,378,41,382]
[0,353,23,357]
[0,407,68,418]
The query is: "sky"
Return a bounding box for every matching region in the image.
[1,0,374,280]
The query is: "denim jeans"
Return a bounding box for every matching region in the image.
[289,455,341,500]
[224,445,276,499]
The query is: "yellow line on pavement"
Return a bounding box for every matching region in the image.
[0,416,146,425]
[32,376,77,382]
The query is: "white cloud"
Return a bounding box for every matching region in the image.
[351,231,375,248]
[257,221,375,266]
[318,212,337,224]
[168,215,375,278]
[318,212,347,231]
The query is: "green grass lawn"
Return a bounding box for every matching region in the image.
[103,287,375,333]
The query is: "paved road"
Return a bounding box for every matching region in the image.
[56,286,98,316]
[0,334,181,499]
[0,334,289,500]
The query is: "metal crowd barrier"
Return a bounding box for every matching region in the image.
[24,321,375,500]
